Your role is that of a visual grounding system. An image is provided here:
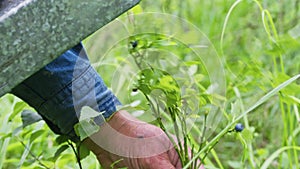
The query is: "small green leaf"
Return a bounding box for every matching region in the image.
[55,135,69,145]
[80,106,102,121]
[21,130,32,138]
[241,128,254,142]
[256,148,269,159]
[73,106,103,141]
[0,132,12,140]
[9,102,27,121]
[12,126,22,136]
[30,130,45,142]
[21,110,42,128]
[77,144,90,160]
[74,120,100,141]
[53,145,69,161]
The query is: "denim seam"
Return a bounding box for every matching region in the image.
[37,66,93,139]
[37,65,91,111]
[22,82,46,102]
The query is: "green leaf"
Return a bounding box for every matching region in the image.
[273,73,300,95]
[77,144,90,160]
[256,148,269,159]
[74,120,100,141]
[9,102,27,121]
[0,132,12,140]
[21,130,32,138]
[30,130,45,142]
[80,106,103,121]
[137,68,181,107]
[53,145,69,161]
[21,110,42,128]
[12,126,22,136]
[74,106,102,141]
[55,135,70,145]
[241,127,254,142]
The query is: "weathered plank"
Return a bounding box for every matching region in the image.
[0,0,140,97]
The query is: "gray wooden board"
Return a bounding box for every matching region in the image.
[0,0,140,97]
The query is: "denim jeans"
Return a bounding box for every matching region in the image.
[11,43,121,141]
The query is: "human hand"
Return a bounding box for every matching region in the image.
[83,110,182,169]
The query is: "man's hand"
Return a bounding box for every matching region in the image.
[83,110,182,169]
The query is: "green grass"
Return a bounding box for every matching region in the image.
[1,0,300,168]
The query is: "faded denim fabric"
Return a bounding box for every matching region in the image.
[11,43,121,141]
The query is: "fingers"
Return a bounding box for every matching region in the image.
[149,159,176,169]
[167,147,182,169]
[85,110,188,168]
[141,154,176,169]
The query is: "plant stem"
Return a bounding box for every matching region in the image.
[68,141,83,169]
[144,94,184,164]
[168,107,185,163]
[234,87,256,168]
[198,114,207,153]
[18,138,50,169]
[202,140,219,162]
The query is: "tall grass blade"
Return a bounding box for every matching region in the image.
[220,0,242,55]
[261,146,300,169]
